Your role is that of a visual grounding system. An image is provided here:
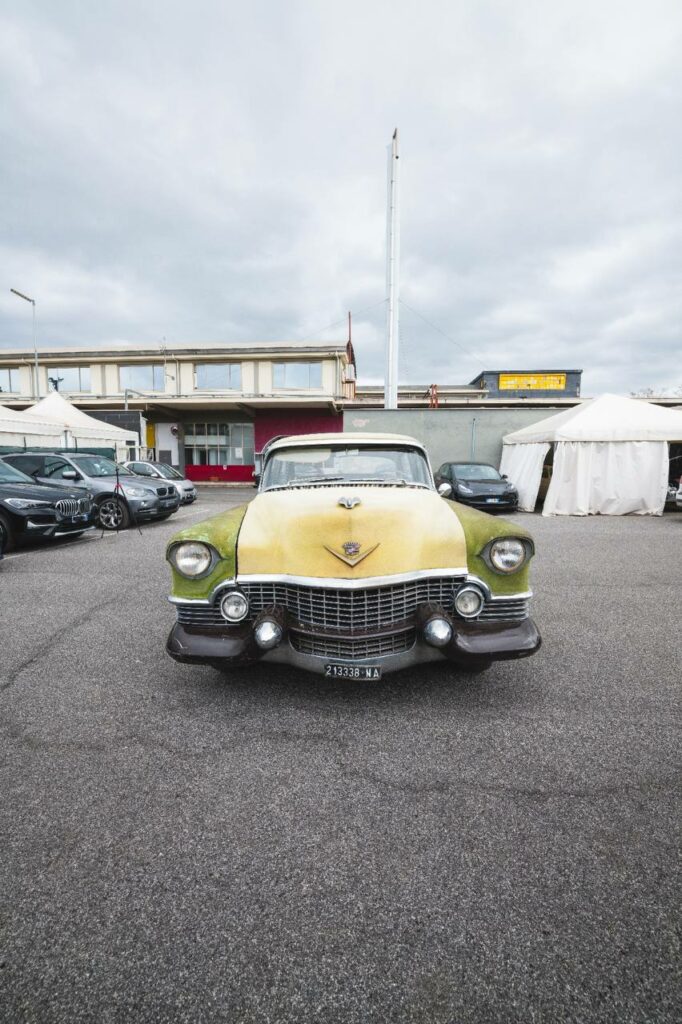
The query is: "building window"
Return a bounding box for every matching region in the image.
[119,364,165,392]
[194,363,241,390]
[272,362,322,389]
[48,366,91,393]
[184,422,254,466]
[0,367,20,394]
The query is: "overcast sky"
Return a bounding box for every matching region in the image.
[1,0,681,395]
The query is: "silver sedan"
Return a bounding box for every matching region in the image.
[123,461,197,504]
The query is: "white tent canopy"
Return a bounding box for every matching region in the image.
[500,394,682,516]
[23,392,138,453]
[0,401,65,449]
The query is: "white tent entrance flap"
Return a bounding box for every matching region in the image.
[499,443,549,512]
[543,441,669,517]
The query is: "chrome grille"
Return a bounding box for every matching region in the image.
[155,486,169,496]
[479,597,530,622]
[174,581,531,630]
[55,499,79,517]
[238,578,464,630]
[289,629,415,659]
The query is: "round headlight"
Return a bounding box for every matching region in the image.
[489,538,526,573]
[454,586,484,618]
[220,590,249,623]
[171,541,213,577]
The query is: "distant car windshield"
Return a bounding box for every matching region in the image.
[454,464,501,481]
[262,445,432,489]
[0,461,34,484]
[154,464,183,480]
[71,455,122,477]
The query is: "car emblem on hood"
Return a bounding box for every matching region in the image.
[338,496,361,509]
[324,540,380,567]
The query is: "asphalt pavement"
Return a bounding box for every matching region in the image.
[1,490,680,1023]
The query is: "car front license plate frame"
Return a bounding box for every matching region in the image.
[324,664,382,680]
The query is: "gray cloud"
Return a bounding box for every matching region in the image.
[1,0,681,394]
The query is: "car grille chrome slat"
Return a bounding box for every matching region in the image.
[56,498,80,517]
[478,598,529,621]
[238,578,463,630]
[289,629,416,659]
[175,579,530,629]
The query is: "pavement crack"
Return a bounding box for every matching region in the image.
[0,595,122,694]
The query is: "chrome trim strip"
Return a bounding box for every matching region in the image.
[234,568,468,590]
[167,575,532,608]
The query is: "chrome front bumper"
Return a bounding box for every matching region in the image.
[166,570,540,676]
[166,617,541,676]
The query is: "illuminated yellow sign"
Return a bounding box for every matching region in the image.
[498,373,567,391]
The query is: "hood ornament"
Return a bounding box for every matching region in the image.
[338,495,361,509]
[324,540,379,568]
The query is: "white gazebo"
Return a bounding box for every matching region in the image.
[0,401,65,449]
[499,394,682,516]
[23,392,138,458]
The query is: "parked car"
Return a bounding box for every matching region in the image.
[434,462,519,512]
[0,459,96,552]
[122,460,197,504]
[1,453,180,530]
[165,433,540,679]
[677,478,682,510]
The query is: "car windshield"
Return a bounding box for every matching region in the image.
[70,456,124,477]
[454,464,502,481]
[0,461,34,484]
[154,464,183,479]
[262,445,432,490]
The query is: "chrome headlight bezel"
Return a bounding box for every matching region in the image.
[482,537,534,574]
[454,584,485,618]
[167,540,218,579]
[220,589,249,622]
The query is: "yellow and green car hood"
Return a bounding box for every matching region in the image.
[168,487,534,600]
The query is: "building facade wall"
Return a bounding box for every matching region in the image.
[343,407,570,470]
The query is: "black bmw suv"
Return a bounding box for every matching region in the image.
[0,460,95,552]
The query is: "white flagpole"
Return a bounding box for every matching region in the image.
[385,129,400,410]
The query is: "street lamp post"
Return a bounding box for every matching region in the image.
[10,288,39,399]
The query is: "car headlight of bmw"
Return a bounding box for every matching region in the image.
[5,498,52,509]
[488,537,530,573]
[168,541,215,578]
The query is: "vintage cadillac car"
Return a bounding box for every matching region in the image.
[166,434,541,678]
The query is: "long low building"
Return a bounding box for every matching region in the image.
[0,341,355,481]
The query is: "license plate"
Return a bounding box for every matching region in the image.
[486,497,501,503]
[160,499,176,507]
[324,664,382,680]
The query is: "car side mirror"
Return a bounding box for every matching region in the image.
[437,481,453,497]
[501,474,508,480]
[62,470,78,480]
[253,472,260,488]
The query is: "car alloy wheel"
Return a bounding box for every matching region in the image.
[98,497,129,531]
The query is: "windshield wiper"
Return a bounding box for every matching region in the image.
[264,477,344,491]
[345,478,430,488]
